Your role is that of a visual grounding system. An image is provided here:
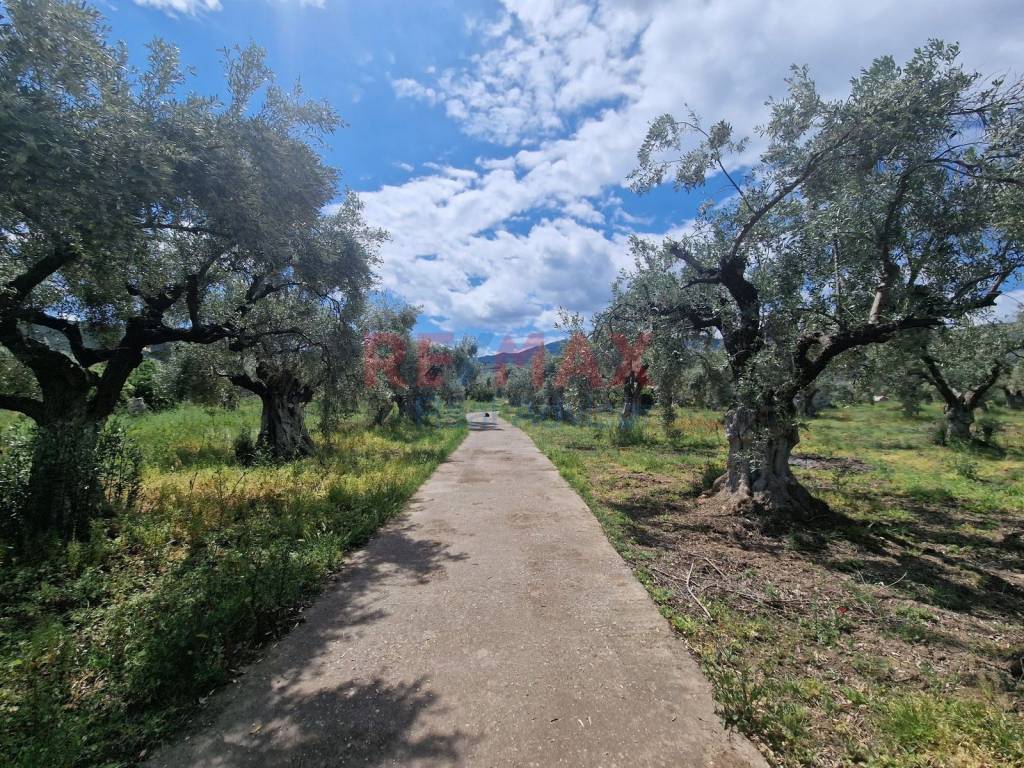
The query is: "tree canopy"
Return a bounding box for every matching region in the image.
[623,41,1024,518]
[0,0,378,533]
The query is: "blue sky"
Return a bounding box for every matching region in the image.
[100,0,1024,352]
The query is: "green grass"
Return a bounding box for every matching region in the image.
[0,402,466,768]
[509,403,1024,768]
[0,409,24,433]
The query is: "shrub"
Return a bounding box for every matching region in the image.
[125,359,175,411]
[609,418,650,446]
[233,429,258,465]
[3,420,145,544]
[94,421,143,511]
[951,453,981,481]
[976,413,1004,444]
[698,462,725,493]
[0,425,33,539]
[467,379,495,402]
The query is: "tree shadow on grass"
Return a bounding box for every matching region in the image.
[605,460,1024,624]
[755,489,1024,622]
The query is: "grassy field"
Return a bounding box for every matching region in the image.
[0,401,466,768]
[509,403,1024,768]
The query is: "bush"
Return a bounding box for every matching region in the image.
[1,420,145,544]
[951,453,981,481]
[467,379,495,402]
[609,418,650,446]
[233,429,258,465]
[976,413,1004,444]
[125,359,175,411]
[0,425,33,539]
[94,421,143,511]
[698,462,725,492]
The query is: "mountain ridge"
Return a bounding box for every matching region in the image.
[478,339,565,367]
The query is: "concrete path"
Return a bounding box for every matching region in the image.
[149,415,766,768]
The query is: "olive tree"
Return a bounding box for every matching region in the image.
[439,337,480,406]
[0,1,342,533]
[917,320,1024,442]
[551,312,601,421]
[361,302,445,426]
[626,42,1024,519]
[504,366,533,407]
[219,197,382,459]
[596,258,726,429]
[1003,335,1024,408]
[591,307,652,423]
[1005,365,1024,409]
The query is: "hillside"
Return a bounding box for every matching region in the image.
[478,339,565,367]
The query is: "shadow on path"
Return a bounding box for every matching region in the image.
[153,520,475,767]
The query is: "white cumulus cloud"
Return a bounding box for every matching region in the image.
[135,0,325,15]
[134,0,222,14]
[369,0,1024,335]
[994,290,1024,322]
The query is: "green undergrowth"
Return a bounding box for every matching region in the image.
[0,402,466,768]
[510,403,1024,768]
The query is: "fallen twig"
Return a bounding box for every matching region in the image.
[878,571,908,590]
[685,563,714,621]
[701,556,728,578]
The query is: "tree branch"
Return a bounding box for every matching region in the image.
[921,354,961,409]
[4,242,78,306]
[965,359,1006,410]
[227,372,266,396]
[18,309,113,367]
[793,316,940,395]
[0,393,44,420]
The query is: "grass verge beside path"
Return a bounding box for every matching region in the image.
[510,404,1024,768]
[0,403,466,768]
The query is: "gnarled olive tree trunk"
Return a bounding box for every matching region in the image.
[941,403,975,443]
[27,398,104,538]
[710,400,823,519]
[658,375,676,432]
[232,368,315,460]
[259,385,315,459]
[4,325,143,539]
[922,355,1003,444]
[620,371,644,422]
[1003,386,1024,410]
[795,386,820,418]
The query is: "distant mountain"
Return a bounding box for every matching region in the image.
[478,339,565,367]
